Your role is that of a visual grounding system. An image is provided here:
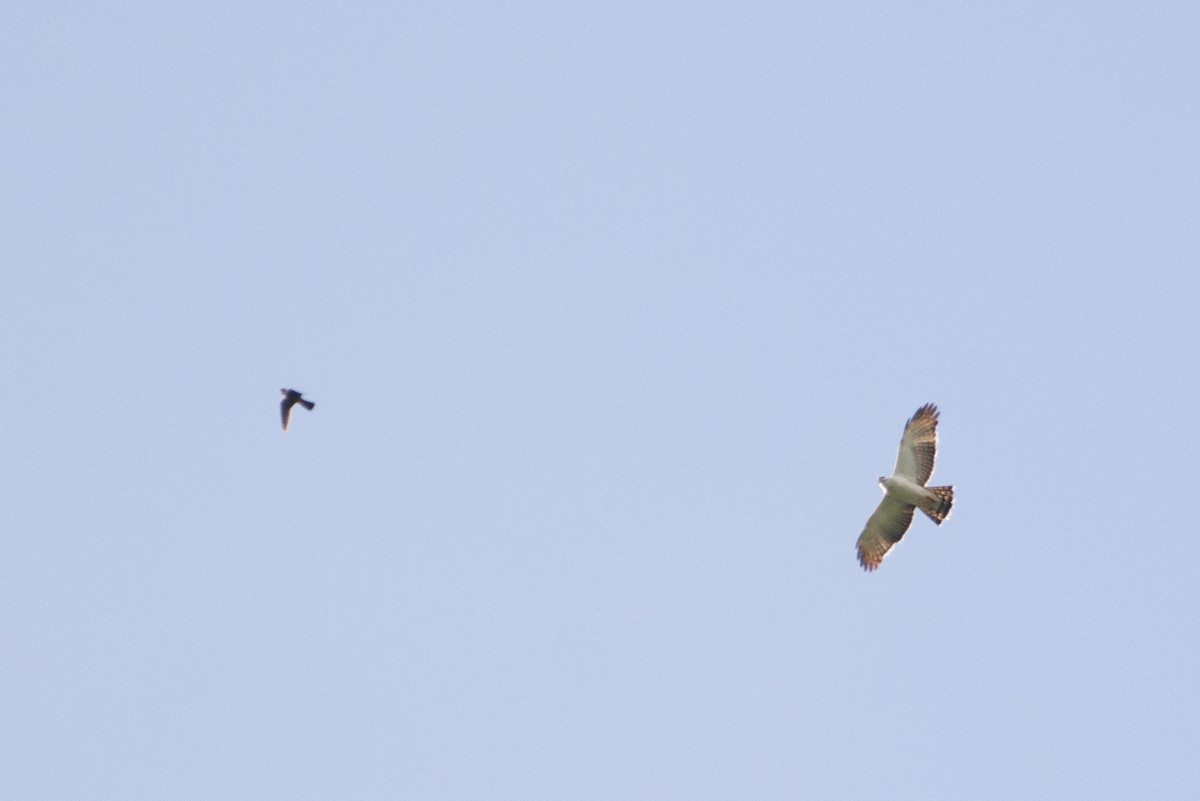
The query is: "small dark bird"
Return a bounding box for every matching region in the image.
[280,389,315,431]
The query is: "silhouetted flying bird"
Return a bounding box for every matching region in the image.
[280,389,315,431]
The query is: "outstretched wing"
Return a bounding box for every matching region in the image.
[281,399,293,431]
[893,403,939,485]
[856,494,916,571]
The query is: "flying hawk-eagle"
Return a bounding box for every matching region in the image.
[856,403,954,571]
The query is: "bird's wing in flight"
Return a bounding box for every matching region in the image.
[856,493,916,571]
[893,403,939,485]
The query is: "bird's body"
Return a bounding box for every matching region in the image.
[879,474,935,507]
[856,404,954,571]
[280,388,315,431]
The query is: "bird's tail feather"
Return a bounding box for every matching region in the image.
[300,400,315,410]
[919,486,954,524]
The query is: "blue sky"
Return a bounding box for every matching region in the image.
[5,2,1199,798]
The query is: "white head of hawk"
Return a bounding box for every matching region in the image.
[856,403,955,571]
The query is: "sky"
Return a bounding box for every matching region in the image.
[4,1,1200,798]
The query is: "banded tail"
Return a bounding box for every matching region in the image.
[919,486,954,524]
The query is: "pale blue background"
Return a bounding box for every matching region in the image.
[4,2,1199,798]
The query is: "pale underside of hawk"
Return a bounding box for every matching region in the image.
[855,403,955,571]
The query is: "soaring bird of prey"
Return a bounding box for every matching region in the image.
[280,389,315,431]
[855,404,954,571]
